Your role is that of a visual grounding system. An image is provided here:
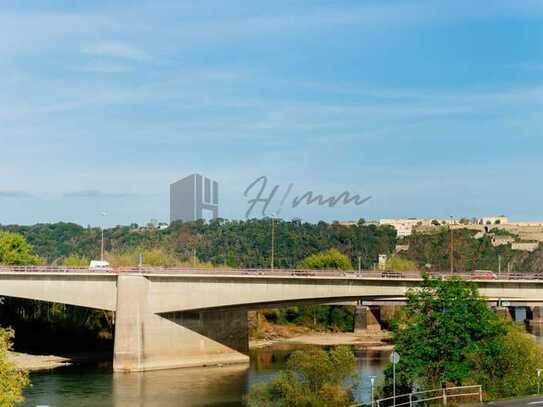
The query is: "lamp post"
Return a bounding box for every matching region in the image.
[369,375,376,407]
[537,369,542,394]
[450,216,454,274]
[271,216,275,271]
[100,211,107,261]
[390,352,400,407]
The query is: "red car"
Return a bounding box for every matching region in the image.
[470,270,497,280]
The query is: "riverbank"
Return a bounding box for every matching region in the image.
[250,323,393,350]
[8,350,113,371]
[8,351,72,371]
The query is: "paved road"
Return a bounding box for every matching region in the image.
[488,396,543,407]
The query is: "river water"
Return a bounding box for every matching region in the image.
[21,345,390,407]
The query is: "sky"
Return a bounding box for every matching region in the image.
[0,0,542,226]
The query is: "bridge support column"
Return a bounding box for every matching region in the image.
[113,274,249,372]
[354,305,381,334]
[530,306,543,325]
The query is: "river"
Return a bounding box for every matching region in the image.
[21,344,390,407]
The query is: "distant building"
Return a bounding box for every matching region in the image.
[170,174,219,223]
[379,219,425,237]
[491,235,515,247]
[478,216,508,225]
[378,254,388,270]
[512,242,539,252]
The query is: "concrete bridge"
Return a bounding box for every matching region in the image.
[1,267,543,372]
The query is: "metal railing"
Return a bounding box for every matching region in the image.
[0,265,542,281]
[352,385,483,407]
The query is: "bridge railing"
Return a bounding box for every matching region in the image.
[0,265,542,281]
[350,385,483,407]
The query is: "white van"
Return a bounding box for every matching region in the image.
[89,260,111,271]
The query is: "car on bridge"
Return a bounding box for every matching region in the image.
[470,270,498,280]
[89,260,111,271]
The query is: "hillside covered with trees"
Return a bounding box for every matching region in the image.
[0,219,397,269]
[1,220,542,274]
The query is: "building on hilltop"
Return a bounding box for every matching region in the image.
[478,216,508,225]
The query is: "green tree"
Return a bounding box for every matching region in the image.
[385,255,418,272]
[0,328,30,406]
[63,254,89,266]
[385,276,543,400]
[246,346,357,407]
[468,326,543,398]
[298,249,353,270]
[386,276,506,390]
[0,232,42,265]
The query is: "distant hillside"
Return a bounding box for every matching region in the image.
[0,219,397,269]
[2,220,541,273]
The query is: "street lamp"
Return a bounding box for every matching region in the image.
[270,213,280,271]
[271,216,275,270]
[390,352,400,407]
[100,211,107,261]
[369,375,376,407]
[450,216,454,273]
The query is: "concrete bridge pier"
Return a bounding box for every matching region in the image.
[354,305,381,334]
[113,275,249,372]
[529,306,543,325]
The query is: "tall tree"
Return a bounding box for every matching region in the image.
[0,328,30,407]
[0,232,42,265]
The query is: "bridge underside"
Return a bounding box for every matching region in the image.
[2,272,543,371]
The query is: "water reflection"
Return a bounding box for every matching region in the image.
[22,345,390,407]
[113,365,248,407]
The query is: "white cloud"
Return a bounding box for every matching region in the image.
[82,41,150,61]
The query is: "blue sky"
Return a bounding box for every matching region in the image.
[0,0,542,226]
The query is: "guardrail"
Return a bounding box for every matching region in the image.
[0,266,541,280]
[351,385,483,407]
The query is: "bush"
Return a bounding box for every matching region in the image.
[385,255,418,272]
[0,328,30,407]
[298,249,353,271]
[246,346,357,407]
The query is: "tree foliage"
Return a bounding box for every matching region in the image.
[0,328,30,407]
[468,326,543,398]
[385,276,543,400]
[298,248,353,270]
[387,276,506,390]
[385,255,418,272]
[403,229,524,273]
[246,346,357,407]
[0,220,397,269]
[0,232,42,265]
[62,254,89,266]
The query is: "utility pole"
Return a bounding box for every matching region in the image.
[100,211,107,261]
[271,217,276,270]
[498,255,502,276]
[358,256,362,272]
[450,216,454,273]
